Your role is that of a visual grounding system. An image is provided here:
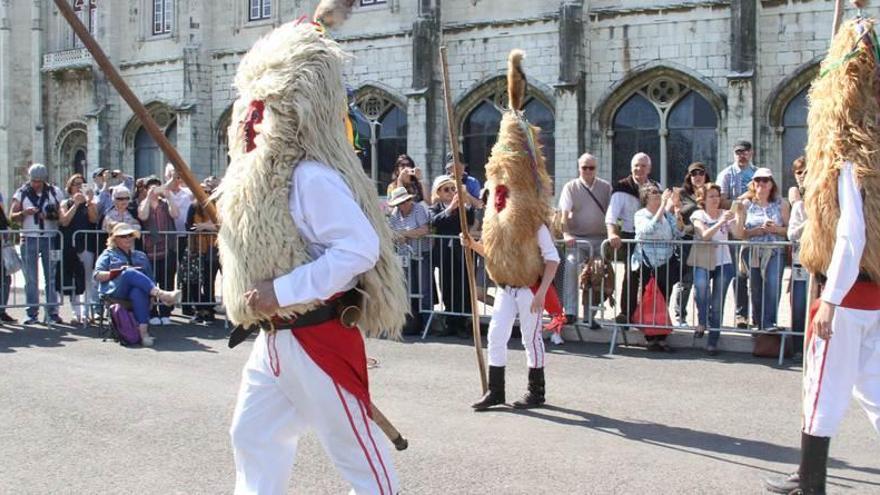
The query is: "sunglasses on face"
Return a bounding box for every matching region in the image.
[117,234,134,239]
[440,187,456,193]
[753,177,772,184]
[580,166,596,171]
[734,149,750,155]
[794,169,806,175]
[115,197,130,201]
[690,169,706,176]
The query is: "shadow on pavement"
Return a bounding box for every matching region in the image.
[499,404,880,490]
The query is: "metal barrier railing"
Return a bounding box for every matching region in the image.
[0,229,65,325]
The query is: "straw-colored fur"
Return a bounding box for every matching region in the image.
[801,18,880,282]
[216,21,407,339]
[481,50,553,288]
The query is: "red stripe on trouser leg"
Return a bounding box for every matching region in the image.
[357,399,393,494]
[806,333,831,435]
[333,383,384,495]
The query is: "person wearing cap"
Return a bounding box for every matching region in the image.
[10,163,65,325]
[387,186,432,335]
[732,167,790,331]
[672,162,712,327]
[94,223,181,346]
[717,139,759,328]
[429,175,476,336]
[444,152,484,209]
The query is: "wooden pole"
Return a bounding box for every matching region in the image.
[52,0,217,225]
[439,45,488,394]
[832,0,846,37]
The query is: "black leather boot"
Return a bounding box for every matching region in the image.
[798,432,830,494]
[472,366,505,411]
[512,367,545,409]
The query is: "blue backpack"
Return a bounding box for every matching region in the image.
[110,303,141,346]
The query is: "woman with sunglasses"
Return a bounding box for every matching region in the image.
[673,162,711,328]
[58,174,99,325]
[101,185,141,234]
[429,175,475,337]
[94,223,180,346]
[787,156,808,344]
[733,167,790,331]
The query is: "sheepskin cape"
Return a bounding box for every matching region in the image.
[216,20,408,339]
[801,18,880,282]
[481,50,553,288]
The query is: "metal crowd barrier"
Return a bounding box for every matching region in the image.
[595,238,805,364]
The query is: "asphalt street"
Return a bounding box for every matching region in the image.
[1,317,878,494]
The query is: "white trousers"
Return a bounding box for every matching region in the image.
[803,306,880,437]
[487,287,545,368]
[230,330,399,495]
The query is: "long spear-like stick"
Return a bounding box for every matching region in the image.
[53,0,217,224]
[439,46,488,394]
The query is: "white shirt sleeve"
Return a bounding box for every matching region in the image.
[558,183,573,212]
[821,163,866,305]
[605,192,623,228]
[272,167,380,307]
[537,225,560,263]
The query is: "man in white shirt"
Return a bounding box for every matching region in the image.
[606,152,660,323]
[559,153,611,327]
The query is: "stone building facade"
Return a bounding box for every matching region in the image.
[0,0,871,200]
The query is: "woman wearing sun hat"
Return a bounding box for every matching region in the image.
[94,223,180,346]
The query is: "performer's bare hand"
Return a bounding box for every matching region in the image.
[813,300,836,340]
[530,290,546,314]
[245,279,280,315]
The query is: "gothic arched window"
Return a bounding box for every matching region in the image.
[611,77,719,186]
[781,87,809,191]
[462,87,555,183]
[355,90,407,194]
[134,120,177,178]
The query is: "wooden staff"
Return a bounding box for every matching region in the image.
[371,404,408,451]
[439,46,488,394]
[53,0,217,225]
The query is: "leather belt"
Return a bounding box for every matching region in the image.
[228,289,361,349]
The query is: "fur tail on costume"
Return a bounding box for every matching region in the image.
[314,0,355,28]
[507,49,527,111]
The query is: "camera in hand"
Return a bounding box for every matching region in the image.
[43,203,59,221]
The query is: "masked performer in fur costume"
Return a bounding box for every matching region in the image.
[219,2,408,493]
[463,50,562,411]
[763,11,880,495]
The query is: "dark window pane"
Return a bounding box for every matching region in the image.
[463,101,502,183]
[376,106,407,194]
[613,94,659,130]
[611,130,660,184]
[135,127,161,179]
[667,92,718,185]
[782,88,809,127]
[378,106,406,139]
[781,87,809,191]
[523,98,555,178]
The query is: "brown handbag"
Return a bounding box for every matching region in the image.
[752,333,794,359]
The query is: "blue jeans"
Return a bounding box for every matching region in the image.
[107,268,156,325]
[750,251,784,330]
[21,236,59,318]
[694,263,735,346]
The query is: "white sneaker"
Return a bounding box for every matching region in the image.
[149,317,162,326]
[550,332,564,345]
[141,335,154,347]
[161,317,172,325]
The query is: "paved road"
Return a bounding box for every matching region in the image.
[1,316,878,494]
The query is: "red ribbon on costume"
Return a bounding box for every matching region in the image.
[243,100,265,152]
[530,281,566,333]
[494,185,509,212]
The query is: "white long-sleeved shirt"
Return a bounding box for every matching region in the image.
[536,224,561,264]
[272,160,380,307]
[821,162,866,305]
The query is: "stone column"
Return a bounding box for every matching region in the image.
[726,0,757,158]
[553,2,585,195]
[31,0,45,165]
[0,0,11,197]
[410,12,439,179]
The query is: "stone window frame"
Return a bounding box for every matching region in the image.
[454,76,556,183]
[54,121,89,180]
[596,65,726,186]
[122,101,178,175]
[247,0,272,22]
[152,0,174,36]
[765,59,820,192]
[354,85,408,192]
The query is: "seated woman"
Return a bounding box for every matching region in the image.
[632,185,684,352]
[94,223,180,346]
